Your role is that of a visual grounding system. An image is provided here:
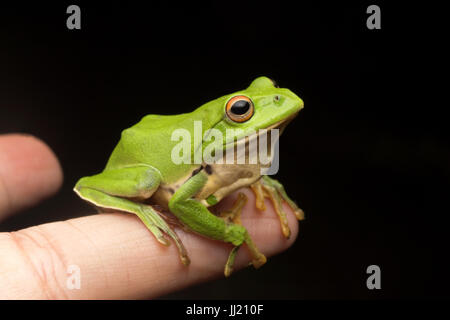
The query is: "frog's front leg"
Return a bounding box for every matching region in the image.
[216,192,250,276]
[74,166,190,265]
[251,176,305,239]
[169,172,266,277]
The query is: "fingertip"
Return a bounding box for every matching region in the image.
[0,134,63,218]
[0,189,301,299]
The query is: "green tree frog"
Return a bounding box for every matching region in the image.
[74,76,304,276]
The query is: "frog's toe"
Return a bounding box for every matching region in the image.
[141,205,191,266]
[250,182,266,211]
[251,177,305,239]
[224,246,240,277]
[218,192,247,224]
[251,254,267,269]
[293,207,305,220]
[155,233,171,246]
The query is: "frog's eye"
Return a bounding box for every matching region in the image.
[225,95,254,123]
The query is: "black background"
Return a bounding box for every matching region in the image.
[0,1,447,299]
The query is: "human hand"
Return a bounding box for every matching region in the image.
[0,134,299,299]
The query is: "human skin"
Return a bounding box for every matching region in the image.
[0,134,299,299]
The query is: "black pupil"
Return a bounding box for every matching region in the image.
[231,100,250,115]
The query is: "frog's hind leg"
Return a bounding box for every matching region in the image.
[218,192,267,276]
[76,187,190,266]
[251,176,305,239]
[74,166,190,266]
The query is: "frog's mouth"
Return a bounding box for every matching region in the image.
[230,111,299,147]
[222,111,299,164]
[265,111,299,134]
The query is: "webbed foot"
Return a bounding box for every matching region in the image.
[218,192,267,277]
[251,176,304,239]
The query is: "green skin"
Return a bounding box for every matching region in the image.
[74,76,304,273]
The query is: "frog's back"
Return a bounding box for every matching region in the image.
[104,114,195,181]
[104,99,224,182]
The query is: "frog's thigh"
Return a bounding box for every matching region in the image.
[74,166,167,245]
[75,186,171,242]
[74,165,165,243]
[75,165,161,199]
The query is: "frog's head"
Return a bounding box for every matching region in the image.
[206,76,304,145]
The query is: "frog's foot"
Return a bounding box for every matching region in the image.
[219,193,267,277]
[224,235,267,277]
[140,205,191,266]
[251,176,305,239]
[219,192,247,225]
[224,246,240,277]
[75,186,191,266]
